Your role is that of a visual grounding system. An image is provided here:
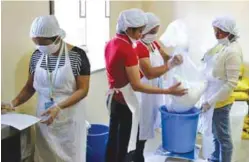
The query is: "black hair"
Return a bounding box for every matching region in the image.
[228,34,236,42]
[119,31,126,34]
[45,36,58,42]
[218,28,236,42]
[130,27,138,32]
[118,27,142,34]
[118,28,138,34]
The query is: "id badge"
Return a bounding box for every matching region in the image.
[44,100,54,110]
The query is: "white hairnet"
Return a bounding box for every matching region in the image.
[142,12,160,34]
[30,15,65,38]
[212,16,238,37]
[116,8,147,33]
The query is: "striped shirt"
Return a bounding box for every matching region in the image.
[29,47,90,76]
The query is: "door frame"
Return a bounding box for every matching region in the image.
[49,0,54,15]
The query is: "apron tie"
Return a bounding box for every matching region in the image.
[106,88,120,115]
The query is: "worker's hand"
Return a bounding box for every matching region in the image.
[1,102,15,114]
[167,55,183,69]
[165,82,188,96]
[41,105,61,125]
[201,102,211,112]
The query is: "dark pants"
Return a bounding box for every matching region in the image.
[209,104,233,162]
[134,131,147,162]
[105,98,133,162]
[126,129,147,162]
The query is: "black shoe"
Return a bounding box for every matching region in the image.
[124,150,136,162]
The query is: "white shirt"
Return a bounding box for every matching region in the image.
[208,41,243,105]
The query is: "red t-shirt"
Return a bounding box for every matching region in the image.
[136,41,161,78]
[105,34,139,104]
[136,41,161,59]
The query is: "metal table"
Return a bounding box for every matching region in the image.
[1,124,34,162]
[1,124,20,139]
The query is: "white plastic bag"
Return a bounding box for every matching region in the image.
[85,120,91,130]
[160,19,207,113]
[160,19,189,50]
[163,49,207,113]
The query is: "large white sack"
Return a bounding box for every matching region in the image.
[160,20,207,113]
[163,49,207,113]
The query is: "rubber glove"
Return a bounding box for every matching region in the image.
[167,54,183,69]
[202,102,211,112]
[1,102,15,114]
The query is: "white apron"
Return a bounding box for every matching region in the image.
[33,42,87,162]
[107,84,140,152]
[107,36,140,151]
[139,42,165,140]
[200,45,225,159]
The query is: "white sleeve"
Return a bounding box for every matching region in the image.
[208,50,242,105]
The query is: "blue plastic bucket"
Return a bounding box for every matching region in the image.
[87,124,109,162]
[160,106,201,153]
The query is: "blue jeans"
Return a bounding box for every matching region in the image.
[209,104,233,162]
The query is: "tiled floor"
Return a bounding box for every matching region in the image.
[143,102,249,162]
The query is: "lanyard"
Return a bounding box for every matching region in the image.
[45,42,64,101]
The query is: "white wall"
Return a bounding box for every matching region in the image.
[1,1,49,114]
[1,0,50,148]
[85,71,109,124]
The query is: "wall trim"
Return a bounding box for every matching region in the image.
[49,0,54,15]
[91,68,105,74]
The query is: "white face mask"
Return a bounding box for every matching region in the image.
[36,40,61,55]
[217,37,230,45]
[142,34,157,44]
[215,31,232,46]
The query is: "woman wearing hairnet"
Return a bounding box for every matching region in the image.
[129,12,183,162]
[105,9,187,162]
[1,15,90,162]
[201,16,243,162]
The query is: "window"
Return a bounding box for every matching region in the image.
[79,0,86,18]
[54,0,110,72]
